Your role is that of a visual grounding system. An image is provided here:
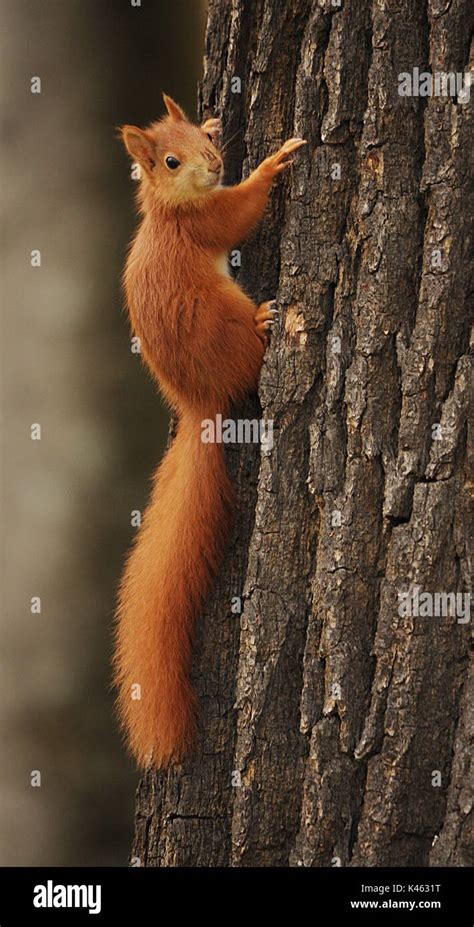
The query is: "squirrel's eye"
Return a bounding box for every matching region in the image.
[206,133,213,143]
[165,155,180,170]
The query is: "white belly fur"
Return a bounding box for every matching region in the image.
[214,253,230,277]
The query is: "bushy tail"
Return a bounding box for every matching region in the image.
[113,409,233,768]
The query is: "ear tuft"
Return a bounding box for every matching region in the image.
[162,93,186,122]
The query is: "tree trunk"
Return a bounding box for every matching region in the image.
[132,0,473,867]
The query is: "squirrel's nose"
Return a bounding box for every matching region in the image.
[208,158,222,174]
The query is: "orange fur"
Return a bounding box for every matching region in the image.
[114,94,306,767]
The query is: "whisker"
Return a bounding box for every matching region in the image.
[221,126,244,155]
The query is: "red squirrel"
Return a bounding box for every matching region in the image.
[114,93,306,768]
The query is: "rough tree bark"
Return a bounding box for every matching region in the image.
[132,0,473,867]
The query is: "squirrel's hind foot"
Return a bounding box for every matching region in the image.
[255,299,278,344]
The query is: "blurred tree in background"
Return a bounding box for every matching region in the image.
[1,0,206,865]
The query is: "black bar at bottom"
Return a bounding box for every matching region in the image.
[0,866,470,924]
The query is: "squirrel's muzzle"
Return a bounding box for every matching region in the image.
[207,158,223,174]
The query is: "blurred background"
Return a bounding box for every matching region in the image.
[1,0,206,865]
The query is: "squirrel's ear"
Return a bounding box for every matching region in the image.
[162,93,186,122]
[121,126,156,173]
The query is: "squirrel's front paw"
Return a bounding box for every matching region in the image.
[201,116,222,144]
[261,138,307,178]
[255,300,278,345]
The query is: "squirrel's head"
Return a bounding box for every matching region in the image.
[121,94,223,208]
